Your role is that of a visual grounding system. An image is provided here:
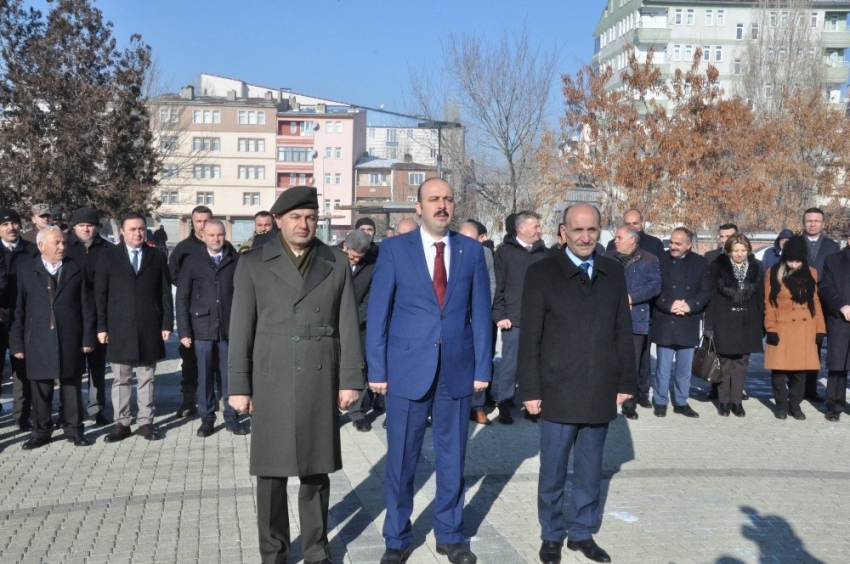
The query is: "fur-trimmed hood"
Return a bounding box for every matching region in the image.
[714,253,760,305]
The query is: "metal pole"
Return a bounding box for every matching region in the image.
[437,125,443,179]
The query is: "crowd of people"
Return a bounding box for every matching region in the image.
[1,187,849,564]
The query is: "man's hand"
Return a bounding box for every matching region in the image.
[473,380,489,393]
[229,394,253,415]
[82,347,94,353]
[338,389,359,409]
[369,382,388,395]
[523,399,542,415]
[162,330,171,341]
[98,332,108,344]
[13,352,23,359]
[841,305,850,322]
[180,337,192,348]
[496,319,512,330]
[617,393,633,406]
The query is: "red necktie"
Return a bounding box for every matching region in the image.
[433,242,447,307]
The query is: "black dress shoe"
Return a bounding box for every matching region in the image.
[93,413,111,426]
[17,419,33,432]
[731,404,745,417]
[653,404,667,417]
[637,397,652,409]
[435,543,476,564]
[497,406,514,425]
[225,420,248,435]
[791,410,806,421]
[353,419,372,432]
[372,402,385,413]
[137,424,161,441]
[622,407,638,420]
[196,420,215,438]
[305,559,333,564]
[177,399,198,418]
[566,538,611,563]
[22,435,51,450]
[826,411,840,421]
[718,403,730,417]
[104,423,132,443]
[379,547,411,564]
[68,433,92,447]
[539,540,562,564]
[775,409,788,420]
[673,404,699,418]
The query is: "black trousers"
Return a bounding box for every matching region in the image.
[622,334,650,410]
[31,378,83,437]
[0,323,31,423]
[805,342,824,397]
[257,474,330,564]
[83,343,108,416]
[826,370,848,415]
[771,371,806,413]
[178,342,198,398]
[718,355,749,404]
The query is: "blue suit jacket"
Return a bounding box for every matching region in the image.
[366,228,493,400]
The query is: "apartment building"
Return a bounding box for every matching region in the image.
[593,1,850,105]
[150,86,284,242]
[354,157,437,225]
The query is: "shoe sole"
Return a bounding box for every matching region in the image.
[435,547,475,564]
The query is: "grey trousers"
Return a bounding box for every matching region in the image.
[110,362,155,426]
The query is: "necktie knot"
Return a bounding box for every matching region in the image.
[579,261,591,273]
[435,241,445,256]
[213,254,221,265]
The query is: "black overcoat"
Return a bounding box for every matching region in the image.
[176,248,238,342]
[94,244,173,364]
[10,258,96,380]
[65,233,114,293]
[517,253,637,425]
[819,248,850,370]
[704,254,764,355]
[651,251,712,347]
[0,238,39,311]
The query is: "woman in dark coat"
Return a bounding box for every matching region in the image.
[763,236,826,420]
[704,234,764,417]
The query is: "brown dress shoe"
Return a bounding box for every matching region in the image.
[472,411,491,425]
[137,424,161,441]
[104,423,132,443]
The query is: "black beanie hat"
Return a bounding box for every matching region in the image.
[782,235,808,262]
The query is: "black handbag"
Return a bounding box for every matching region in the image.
[692,334,722,383]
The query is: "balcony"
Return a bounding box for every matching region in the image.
[824,58,850,83]
[823,28,850,49]
[635,22,671,45]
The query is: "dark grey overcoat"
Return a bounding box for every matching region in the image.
[228,237,365,478]
[819,248,850,370]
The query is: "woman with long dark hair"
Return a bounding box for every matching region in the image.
[763,236,826,420]
[704,233,764,417]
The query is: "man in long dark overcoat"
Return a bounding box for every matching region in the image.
[818,236,850,421]
[518,204,636,564]
[228,186,364,564]
[95,212,173,443]
[11,226,96,449]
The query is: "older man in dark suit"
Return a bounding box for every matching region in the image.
[11,226,97,449]
[95,212,173,443]
[818,235,850,421]
[520,204,636,564]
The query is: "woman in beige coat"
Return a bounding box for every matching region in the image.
[763,236,826,420]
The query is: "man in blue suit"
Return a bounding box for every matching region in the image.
[367,177,493,564]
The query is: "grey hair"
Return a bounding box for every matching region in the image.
[344,228,372,253]
[202,219,226,233]
[515,210,540,229]
[36,225,64,244]
[672,226,694,244]
[618,225,641,244]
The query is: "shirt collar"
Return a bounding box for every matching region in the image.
[419,228,449,249]
[564,246,594,268]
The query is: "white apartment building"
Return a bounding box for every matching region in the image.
[593,0,850,104]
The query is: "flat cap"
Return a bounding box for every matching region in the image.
[31,203,50,217]
[71,206,100,226]
[270,186,319,215]
[0,208,21,224]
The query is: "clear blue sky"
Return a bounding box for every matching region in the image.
[28,0,604,125]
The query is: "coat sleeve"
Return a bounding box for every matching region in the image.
[9,272,27,355]
[813,268,827,335]
[492,247,508,322]
[517,266,545,402]
[614,273,639,394]
[365,241,397,384]
[764,274,778,333]
[175,259,193,339]
[685,260,712,314]
[94,252,109,333]
[337,263,366,391]
[818,257,845,317]
[472,245,494,383]
[228,257,258,395]
[0,252,7,306]
[630,256,662,304]
[160,254,174,332]
[484,247,496,306]
[80,268,97,349]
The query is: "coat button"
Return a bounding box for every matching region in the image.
[293,306,299,313]
[292,336,300,342]
[294,365,301,372]
[314,307,320,312]
[316,364,322,370]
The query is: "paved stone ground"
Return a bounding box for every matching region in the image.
[1,339,849,564]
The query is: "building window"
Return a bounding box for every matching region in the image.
[368,147,375,156]
[324,173,331,185]
[243,192,261,206]
[684,45,693,61]
[717,10,724,26]
[769,11,777,28]
[238,138,265,152]
[238,165,265,180]
[160,108,178,123]
[406,196,416,203]
[751,23,760,39]
[333,199,340,209]
[325,121,332,133]
[409,173,425,185]
[237,110,265,125]
[369,173,388,185]
[193,165,220,179]
[765,84,773,99]
[673,45,682,61]
[160,109,168,122]
[812,12,818,28]
[733,60,743,75]
[290,121,297,133]
[196,192,214,205]
[736,23,744,40]
[368,128,376,138]
[192,109,220,124]
[705,9,713,26]
[334,173,341,185]
[674,8,682,24]
[161,190,179,204]
[686,9,694,25]
[715,46,722,62]
[335,121,342,133]
[335,147,342,159]
[387,129,398,143]
[193,137,220,151]
[161,164,179,178]
[780,11,788,28]
[160,136,178,150]
[325,147,332,158]
[703,45,711,62]
[277,147,314,162]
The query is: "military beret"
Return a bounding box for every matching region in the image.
[71,206,100,226]
[31,203,51,217]
[270,186,319,215]
[0,208,21,224]
[354,217,376,229]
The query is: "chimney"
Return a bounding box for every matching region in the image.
[316,103,326,113]
[264,91,272,101]
[227,90,237,101]
[404,153,413,163]
[180,85,194,100]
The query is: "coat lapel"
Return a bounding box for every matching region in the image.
[263,236,303,292]
[409,229,440,310]
[52,259,79,299]
[136,246,153,277]
[441,231,464,309]
[295,242,334,305]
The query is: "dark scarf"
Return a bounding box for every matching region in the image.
[615,249,638,267]
[280,233,314,277]
[769,262,816,316]
[715,254,760,305]
[807,235,823,264]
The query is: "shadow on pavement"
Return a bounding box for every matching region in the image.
[713,505,825,564]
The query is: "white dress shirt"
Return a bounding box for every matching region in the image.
[42,258,62,277]
[420,229,451,281]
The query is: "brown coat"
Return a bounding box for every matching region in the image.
[763,266,826,371]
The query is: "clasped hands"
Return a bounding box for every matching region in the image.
[670,299,691,316]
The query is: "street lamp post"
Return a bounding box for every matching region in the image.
[417,120,462,179]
